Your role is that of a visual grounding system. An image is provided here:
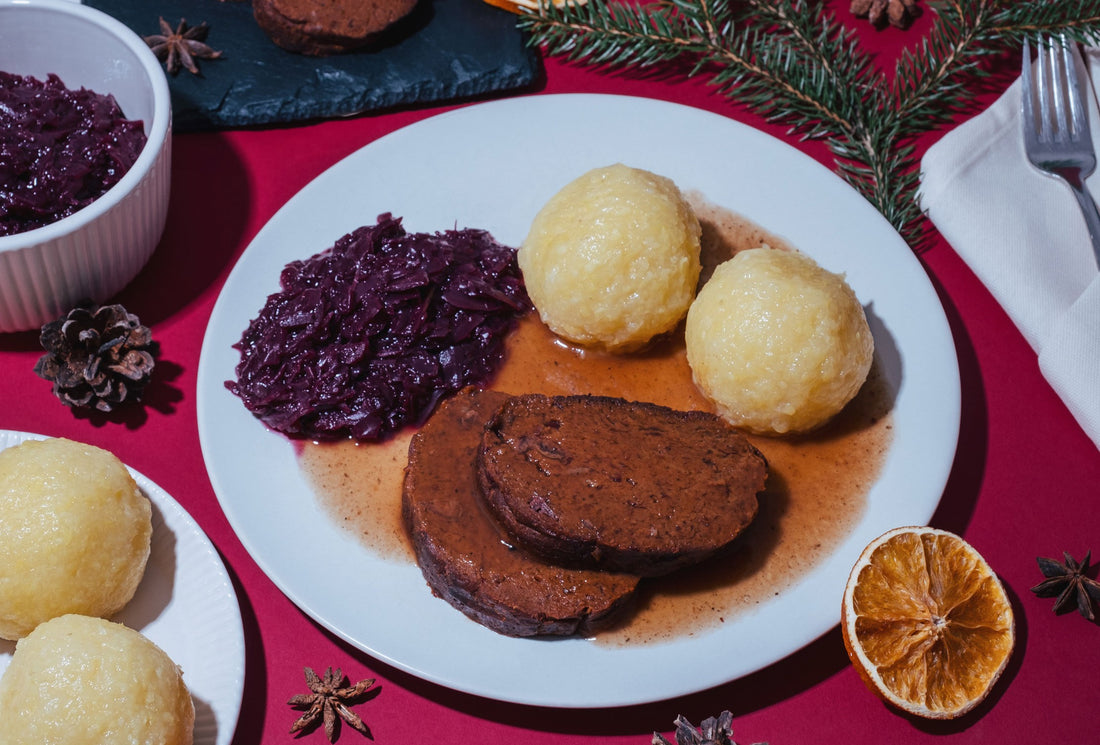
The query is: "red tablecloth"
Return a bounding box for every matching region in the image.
[2,8,1098,744]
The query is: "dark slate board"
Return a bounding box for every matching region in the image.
[85,0,540,132]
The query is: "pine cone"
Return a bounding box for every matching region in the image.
[34,303,158,412]
[850,0,919,29]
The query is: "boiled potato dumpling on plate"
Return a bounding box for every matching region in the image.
[685,247,873,435]
[0,614,194,745]
[0,437,152,640]
[519,163,702,352]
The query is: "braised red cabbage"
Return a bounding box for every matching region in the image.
[0,72,147,237]
[227,214,531,440]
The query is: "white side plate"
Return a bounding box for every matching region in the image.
[0,431,245,745]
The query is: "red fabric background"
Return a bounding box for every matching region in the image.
[1,4,1097,743]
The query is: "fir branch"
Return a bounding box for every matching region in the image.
[988,0,1100,43]
[523,0,699,67]
[743,0,879,94]
[891,2,1001,126]
[518,0,1100,248]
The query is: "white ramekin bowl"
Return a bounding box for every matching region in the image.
[0,0,172,333]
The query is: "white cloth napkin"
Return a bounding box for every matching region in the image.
[920,48,1100,450]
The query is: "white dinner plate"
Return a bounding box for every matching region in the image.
[197,94,960,708]
[0,431,245,744]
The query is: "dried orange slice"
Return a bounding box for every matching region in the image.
[841,526,1015,719]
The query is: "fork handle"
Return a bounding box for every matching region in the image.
[1066,178,1100,269]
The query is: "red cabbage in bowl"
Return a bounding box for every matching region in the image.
[227,214,531,441]
[0,72,147,237]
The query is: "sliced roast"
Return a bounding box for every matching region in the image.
[477,394,767,577]
[402,387,640,637]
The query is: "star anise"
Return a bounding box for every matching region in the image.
[288,667,378,742]
[653,711,767,745]
[143,17,222,76]
[850,0,920,29]
[1031,550,1100,621]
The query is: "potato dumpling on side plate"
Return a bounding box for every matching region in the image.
[0,614,194,745]
[686,247,873,435]
[519,163,701,352]
[0,437,152,640]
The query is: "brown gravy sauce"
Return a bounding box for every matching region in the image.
[299,196,894,645]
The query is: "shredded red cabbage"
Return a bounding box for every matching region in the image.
[227,214,531,441]
[0,72,147,237]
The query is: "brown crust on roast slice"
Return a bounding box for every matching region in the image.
[402,387,640,637]
[477,394,767,577]
[253,0,419,56]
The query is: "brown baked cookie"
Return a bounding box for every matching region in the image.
[253,0,419,56]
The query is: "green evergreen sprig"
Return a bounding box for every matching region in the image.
[519,0,1100,247]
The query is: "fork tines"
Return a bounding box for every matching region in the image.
[1022,35,1090,146]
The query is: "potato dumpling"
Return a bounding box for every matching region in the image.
[0,437,151,640]
[0,614,194,745]
[519,163,701,352]
[685,247,873,435]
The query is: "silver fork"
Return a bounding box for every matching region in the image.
[1022,36,1100,268]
